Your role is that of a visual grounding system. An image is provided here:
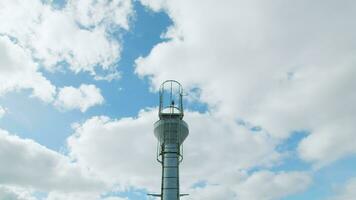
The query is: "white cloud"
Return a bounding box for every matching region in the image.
[136,0,356,167]
[0,36,56,102]
[187,184,236,200]
[46,191,103,200]
[234,171,311,200]
[0,129,106,194]
[181,112,281,188]
[0,109,310,200]
[329,177,356,200]
[31,9,120,73]
[0,0,133,84]
[187,171,311,200]
[101,197,128,200]
[66,109,309,199]
[68,0,133,30]
[0,0,133,103]
[0,186,129,200]
[0,187,129,200]
[67,110,159,191]
[0,186,36,200]
[55,84,104,112]
[94,71,122,82]
[298,120,356,168]
[0,106,6,118]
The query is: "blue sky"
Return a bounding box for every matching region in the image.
[1,0,356,200]
[0,1,170,150]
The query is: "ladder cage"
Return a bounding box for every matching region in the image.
[159,80,184,118]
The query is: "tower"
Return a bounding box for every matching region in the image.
[149,80,189,200]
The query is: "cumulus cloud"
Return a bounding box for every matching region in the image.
[234,171,311,200]
[65,108,312,199]
[136,0,356,167]
[0,186,36,200]
[0,108,309,200]
[31,11,120,74]
[0,0,132,103]
[0,0,131,74]
[329,177,356,200]
[0,185,129,200]
[69,0,133,30]
[0,106,6,118]
[188,184,236,200]
[0,129,106,194]
[0,36,56,102]
[187,171,311,200]
[102,197,128,200]
[46,191,125,200]
[67,109,159,190]
[55,84,104,112]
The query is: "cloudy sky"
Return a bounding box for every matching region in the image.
[1,0,356,199]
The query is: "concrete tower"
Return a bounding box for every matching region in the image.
[149,80,189,200]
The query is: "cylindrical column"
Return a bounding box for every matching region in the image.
[154,118,188,200]
[162,143,179,200]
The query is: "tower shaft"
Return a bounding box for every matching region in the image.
[154,117,188,200]
[161,143,180,200]
[151,80,189,200]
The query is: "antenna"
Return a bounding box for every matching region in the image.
[149,80,189,200]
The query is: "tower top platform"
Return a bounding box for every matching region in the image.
[158,80,184,119]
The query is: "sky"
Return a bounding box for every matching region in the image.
[0,0,356,199]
